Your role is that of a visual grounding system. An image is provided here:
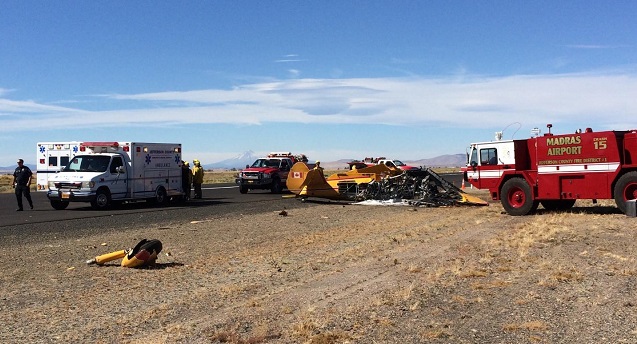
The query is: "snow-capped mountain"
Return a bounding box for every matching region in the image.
[204,151,258,170]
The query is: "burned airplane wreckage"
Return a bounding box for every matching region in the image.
[286,162,487,206]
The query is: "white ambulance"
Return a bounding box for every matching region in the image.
[47,142,184,210]
[36,141,82,191]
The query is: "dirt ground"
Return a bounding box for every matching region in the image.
[2,191,637,343]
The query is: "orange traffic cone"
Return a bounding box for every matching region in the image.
[461,179,465,190]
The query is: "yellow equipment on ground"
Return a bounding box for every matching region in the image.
[86,239,163,268]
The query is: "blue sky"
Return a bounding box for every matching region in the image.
[1,1,636,167]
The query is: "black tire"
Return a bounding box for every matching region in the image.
[239,185,249,194]
[614,171,637,214]
[540,200,576,211]
[500,177,536,216]
[91,188,111,210]
[155,187,169,206]
[270,178,283,194]
[50,200,69,210]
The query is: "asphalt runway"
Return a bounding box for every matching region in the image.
[0,183,284,227]
[0,173,464,236]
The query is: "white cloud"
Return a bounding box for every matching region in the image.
[1,72,636,132]
[275,54,305,63]
[0,98,85,115]
[288,69,300,78]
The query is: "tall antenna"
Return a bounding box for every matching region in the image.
[501,122,522,139]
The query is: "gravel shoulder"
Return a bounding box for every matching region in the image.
[2,192,637,343]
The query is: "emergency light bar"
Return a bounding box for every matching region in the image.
[268,152,292,157]
[81,142,120,147]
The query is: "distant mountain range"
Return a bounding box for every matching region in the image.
[203,151,466,170]
[0,153,465,173]
[0,164,35,174]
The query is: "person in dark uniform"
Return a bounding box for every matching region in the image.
[181,161,192,200]
[13,159,34,211]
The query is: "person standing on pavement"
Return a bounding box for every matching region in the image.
[192,159,204,199]
[181,161,192,200]
[13,159,34,211]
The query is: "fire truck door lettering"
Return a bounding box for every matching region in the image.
[546,135,582,146]
[593,137,608,150]
[546,146,582,156]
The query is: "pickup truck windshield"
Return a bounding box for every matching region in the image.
[64,155,111,172]
[251,159,281,168]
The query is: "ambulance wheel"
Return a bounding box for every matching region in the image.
[614,171,637,214]
[50,200,69,210]
[541,200,576,211]
[91,189,111,210]
[154,187,169,206]
[501,178,536,216]
[239,185,249,194]
[270,178,283,194]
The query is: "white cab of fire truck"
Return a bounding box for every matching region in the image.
[46,142,183,210]
[35,141,81,191]
[466,132,516,173]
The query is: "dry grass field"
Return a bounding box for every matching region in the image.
[2,189,637,343]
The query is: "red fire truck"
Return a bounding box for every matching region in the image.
[462,124,637,215]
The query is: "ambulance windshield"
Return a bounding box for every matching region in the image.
[64,155,111,172]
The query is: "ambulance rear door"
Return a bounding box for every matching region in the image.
[36,142,81,191]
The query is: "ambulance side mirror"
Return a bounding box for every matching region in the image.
[116,166,125,174]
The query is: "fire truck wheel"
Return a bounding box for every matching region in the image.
[239,185,249,194]
[91,189,111,210]
[50,200,69,210]
[614,171,637,214]
[501,178,536,216]
[540,200,576,211]
[270,178,283,194]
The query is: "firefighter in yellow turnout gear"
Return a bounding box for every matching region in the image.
[192,159,204,199]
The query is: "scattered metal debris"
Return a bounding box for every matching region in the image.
[359,168,466,207]
[287,162,487,206]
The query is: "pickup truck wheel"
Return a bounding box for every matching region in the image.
[50,200,69,210]
[614,171,637,214]
[91,189,111,210]
[239,185,249,194]
[501,178,537,216]
[270,178,283,194]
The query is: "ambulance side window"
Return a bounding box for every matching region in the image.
[48,157,57,167]
[60,157,70,167]
[110,157,124,174]
[480,148,498,165]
